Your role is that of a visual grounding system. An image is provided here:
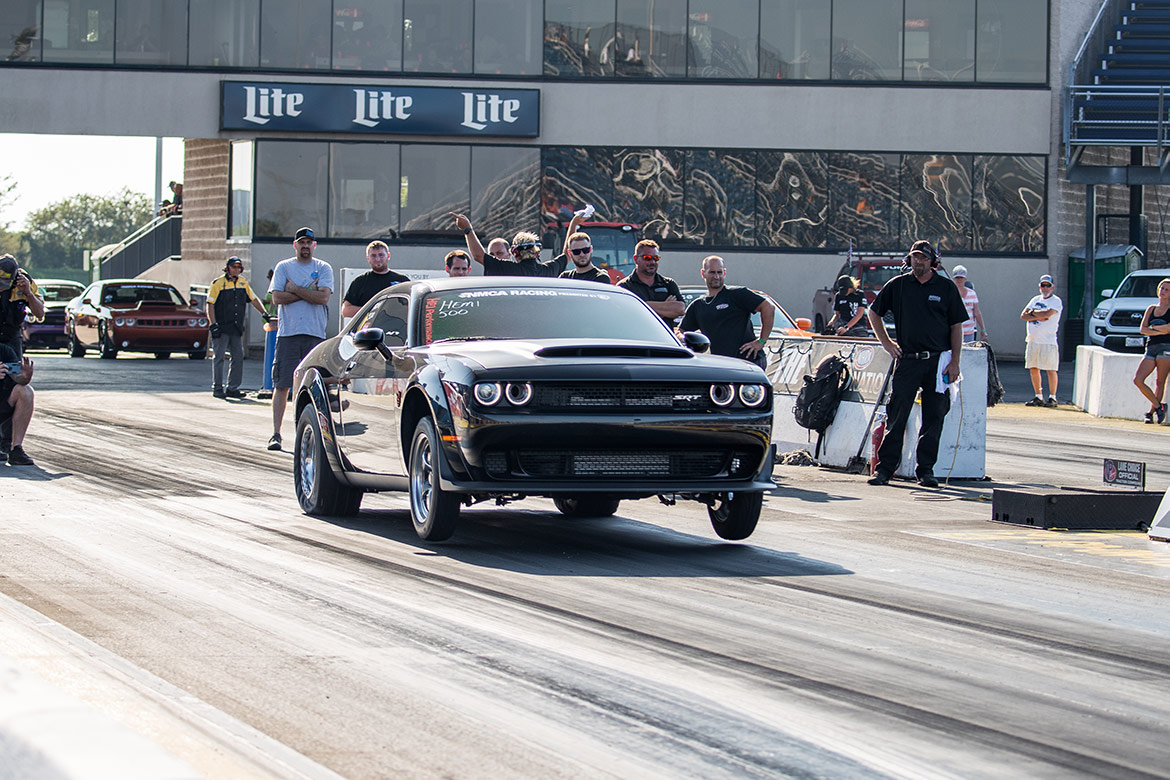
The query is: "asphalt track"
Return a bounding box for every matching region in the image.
[1,352,1168,779]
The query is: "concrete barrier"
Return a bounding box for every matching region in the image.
[1073,344,1156,421]
[770,344,987,479]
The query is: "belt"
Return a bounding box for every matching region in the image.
[901,351,941,360]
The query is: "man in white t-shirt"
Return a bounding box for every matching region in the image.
[1020,274,1062,407]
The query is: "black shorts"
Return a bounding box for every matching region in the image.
[272,334,323,389]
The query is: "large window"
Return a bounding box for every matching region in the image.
[259,0,330,69]
[901,154,972,251]
[904,0,975,82]
[827,152,901,249]
[0,0,41,61]
[189,0,259,67]
[831,0,901,81]
[328,142,398,239]
[684,149,755,245]
[972,154,1045,252]
[687,0,757,79]
[403,0,472,74]
[476,0,540,75]
[544,0,614,77]
[615,0,686,79]
[400,144,470,233]
[976,0,1048,84]
[760,0,830,80]
[470,146,540,241]
[757,151,828,247]
[254,141,327,237]
[42,0,115,63]
[229,140,254,238]
[115,0,188,66]
[332,1,402,71]
[612,148,684,240]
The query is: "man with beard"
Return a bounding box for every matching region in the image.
[679,255,774,366]
[558,230,611,284]
[341,240,408,318]
[617,240,684,326]
[866,240,967,488]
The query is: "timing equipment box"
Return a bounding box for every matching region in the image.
[991,488,1162,530]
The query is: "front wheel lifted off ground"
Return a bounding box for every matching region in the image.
[408,417,460,541]
[708,491,763,540]
[294,405,363,516]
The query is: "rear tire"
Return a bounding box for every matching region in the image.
[98,324,117,359]
[294,405,363,516]
[553,496,621,518]
[408,418,460,541]
[707,492,763,540]
[67,325,85,357]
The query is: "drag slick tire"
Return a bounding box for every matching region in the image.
[67,326,85,357]
[295,405,362,516]
[553,496,621,518]
[98,324,118,359]
[408,417,460,541]
[707,491,762,540]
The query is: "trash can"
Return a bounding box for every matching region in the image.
[1067,244,1143,318]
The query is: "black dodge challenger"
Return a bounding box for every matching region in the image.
[292,277,774,542]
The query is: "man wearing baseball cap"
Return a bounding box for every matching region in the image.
[0,254,43,461]
[1021,274,1063,407]
[207,256,271,399]
[267,227,334,450]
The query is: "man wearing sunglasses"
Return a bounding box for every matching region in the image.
[617,240,685,325]
[449,212,567,277]
[558,231,611,284]
[1021,274,1063,408]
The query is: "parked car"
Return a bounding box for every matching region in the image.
[678,287,815,338]
[1090,268,1168,352]
[21,278,84,350]
[65,279,210,360]
[292,277,774,542]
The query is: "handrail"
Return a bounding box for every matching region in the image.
[1072,0,1116,74]
[95,213,180,262]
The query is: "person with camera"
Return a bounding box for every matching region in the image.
[206,256,270,399]
[866,241,967,489]
[0,343,35,466]
[0,255,43,460]
[825,274,869,336]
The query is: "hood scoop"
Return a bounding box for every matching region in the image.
[535,344,693,359]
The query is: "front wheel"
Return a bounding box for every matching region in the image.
[98,323,117,359]
[708,492,763,540]
[67,324,85,357]
[408,418,460,541]
[553,496,621,518]
[294,405,363,516]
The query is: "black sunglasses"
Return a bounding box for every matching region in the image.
[570,246,593,255]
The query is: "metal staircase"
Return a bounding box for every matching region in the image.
[95,214,182,279]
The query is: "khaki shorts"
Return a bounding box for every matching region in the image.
[1025,342,1059,371]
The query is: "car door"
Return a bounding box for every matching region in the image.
[74,284,103,345]
[337,295,414,476]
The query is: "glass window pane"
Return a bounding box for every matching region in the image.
[190,0,259,67]
[541,147,615,225]
[254,141,328,238]
[760,0,829,80]
[115,0,187,66]
[684,150,755,245]
[828,152,900,250]
[230,140,254,238]
[476,0,539,75]
[400,144,470,233]
[260,0,331,69]
[976,0,1047,84]
[0,0,41,62]
[900,154,972,251]
[329,143,399,239]
[403,0,472,74]
[757,151,828,248]
[332,1,402,71]
[616,0,685,79]
[42,0,114,63]
[972,155,1045,252]
[831,0,901,81]
[471,147,540,243]
[613,148,683,241]
[904,0,974,82]
[544,0,615,77]
[687,0,757,79]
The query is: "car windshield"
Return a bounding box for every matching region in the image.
[1115,275,1166,298]
[103,284,185,306]
[420,287,675,345]
[40,284,84,302]
[679,289,798,331]
[859,264,905,293]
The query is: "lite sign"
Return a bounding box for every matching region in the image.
[221,82,539,137]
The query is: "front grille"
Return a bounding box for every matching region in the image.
[490,449,732,479]
[135,318,189,327]
[42,311,65,325]
[531,383,715,412]
[1109,309,1145,328]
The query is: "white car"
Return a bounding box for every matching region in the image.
[1089,269,1168,352]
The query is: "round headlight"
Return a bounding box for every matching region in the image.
[114,317,125,326]
[505,382,533,406]
[710,383,735,407]
[474,382,502,406]
[124,318,136,326]
[738,384,767,407]
[198,318,209,327]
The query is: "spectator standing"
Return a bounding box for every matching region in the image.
[1021,274,1063,407]
[0,345,34,466]
[445,250,472,277]
[825,275,868,336]
[341,241,409,319]
[558,230,612,284]
[951,265,986,343]
[448,212,567,277]
[206,256,270,399]
[1133,277,1170,423]
[679,255,773,366]
[866,240,967,488]
[168,181,183,214]
[267,227,333,451]
[616,240,685,326]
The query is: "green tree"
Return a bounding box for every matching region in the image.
[24,188,152,271]
[0,173,16,230]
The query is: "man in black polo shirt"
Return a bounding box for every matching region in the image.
[679,255,774,366]
[558,230,612,284]
[617,240,684,325]
[341,241,409,319]
[866,240,967,488]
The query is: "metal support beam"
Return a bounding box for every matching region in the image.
[1067,164,1170,185]
[1084,185,1096,346]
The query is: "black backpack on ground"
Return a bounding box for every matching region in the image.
[794,355,851,460]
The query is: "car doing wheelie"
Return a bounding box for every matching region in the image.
[292,277,774,542]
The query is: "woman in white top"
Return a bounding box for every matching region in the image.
[951,265,986,343]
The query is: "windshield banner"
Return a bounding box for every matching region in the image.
[763,337,893,405]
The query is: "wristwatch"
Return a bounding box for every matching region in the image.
[462,227,473,235]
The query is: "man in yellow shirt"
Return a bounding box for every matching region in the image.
[206,256,270,399]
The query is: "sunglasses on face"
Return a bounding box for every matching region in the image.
[1039,283,1052,288]
[636,254,660,261]
[570,246,593,255]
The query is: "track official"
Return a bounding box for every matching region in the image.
[866,241,967,488]
[207,256,269,399]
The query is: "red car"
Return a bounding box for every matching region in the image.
[65,279,210,360]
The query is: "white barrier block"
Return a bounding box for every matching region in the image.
[1150,487,1170,542]
[1073,344,1152,420]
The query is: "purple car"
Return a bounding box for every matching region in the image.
[21,279,85,351]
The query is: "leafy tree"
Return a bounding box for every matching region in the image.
[0,173,16,230]
[24,188,152,270]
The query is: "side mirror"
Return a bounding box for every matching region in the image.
[352,327,384,350]
[682,331,710,353]
[795,318,813,330]
[1102,289,1114,299]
